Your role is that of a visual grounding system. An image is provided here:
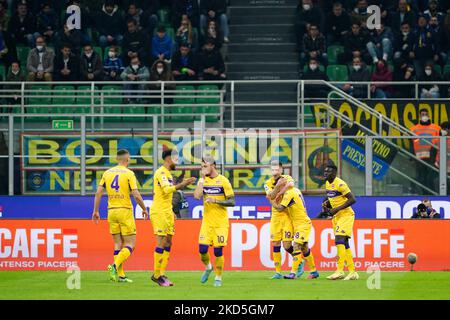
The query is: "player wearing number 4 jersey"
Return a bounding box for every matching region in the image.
[92,149,149,283]
[194,156,235,287]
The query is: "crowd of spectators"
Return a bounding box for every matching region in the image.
[0,0,228,85]
[298,0,450,98]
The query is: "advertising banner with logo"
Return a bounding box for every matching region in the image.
[1,196,450,219]
[1,220,449,271]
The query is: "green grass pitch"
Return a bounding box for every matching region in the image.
[0,271,449,300]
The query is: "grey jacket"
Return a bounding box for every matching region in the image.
[120,65,150,81]
[26,47,55,73]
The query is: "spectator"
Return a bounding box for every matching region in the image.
[54,23,84,56]
[122,18,148,66]
[393,62,416,98]
[149,59,175,104]
[197,38,226,81]
[120,56,149,103]
[428,15,447,64]
[444,10,450,51]
[53,44,79,81]
[443,65,450,98]
[410,108,441,193]
[124,2,144,30]
[199,0,229,43]
[171,42,198,81]
[172,0,200,28]
[64,0,92,44]
[341,57,371,98]
[4,61,26,111]
[26,36,54,81]
[80,43,103,81]
[350,0,370,28]
[301,23,327,69]
[412,199,441,218]
[410,15,440,78]
[325,2,351,45]
[96,0,124,48]
[366,22,394,64]
[294,0,325,49]
[203,19,223,50]
[7,3,37,47]
[338,22,371,65]
[151,25,173,64]
[0,0,10,30]
[388,0,416,36]
[300,57,329,98]
[370,60,393,98]
[0,23,17,69]
[393,22,414,65]
[419,62,441,98]
[36,2,59,43]
[140,0,159,34]
[423,0,445,24]
[176,15,198,52]
[103,45,124,81]
[171,175,189,218]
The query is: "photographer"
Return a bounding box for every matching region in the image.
[412,198,441,218]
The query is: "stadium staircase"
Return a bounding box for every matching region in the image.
[225,0,300,127]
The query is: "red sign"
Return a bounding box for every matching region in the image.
[0,220,449,271]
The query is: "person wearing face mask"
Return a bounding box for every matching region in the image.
[388,0,417,36]
[26,36,54,81]
[294,0,324,50]
[103,46,124,81]
[370,59,393,99]
[300,57,329,98]
[341,57,371,98]
[80,44,103,81]
[350,0,369,28]
[149,60,174,105]
[419,62,441,98]
[120,56,149,104]
[410,108,441,193]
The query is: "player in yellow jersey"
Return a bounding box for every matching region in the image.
[323,164,359,281]
[91,149,149,283]
[271,179,319,280]
[193,156,235,287]
[264,160,305,279]
[150,149,196,287]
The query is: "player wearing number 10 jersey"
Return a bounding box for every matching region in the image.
[92,149,149,283]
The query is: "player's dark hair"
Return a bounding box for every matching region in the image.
[162,149,173,160]
[117,149,129,156]
[325,164,338,171]
[419,108,428,114]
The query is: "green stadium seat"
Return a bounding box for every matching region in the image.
[327,45,345,64]
[0,65,5,80]
[101,85,123,122]
[52,85,76,114]
[17,46,30,66]
[76,85,100,114]
[172,85,195,122]
[196,85,220,122]
[157,8,170,26]
[94,46,103,58]
[26,84,53,121]
[444,64,450,75]
[434,65,442,74]
[326,64,348,81]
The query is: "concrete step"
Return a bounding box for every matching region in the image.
[227,43,297,53]
[230,24,293,34]
[226,62,298,72]
[230,33,296,43]
[227,52,298,63]
[231,0,299,6]
[228,82,298,92]
[232,91,298,102]
[229,6,296,16]
[231,14,295,25]
[228,71,299,80]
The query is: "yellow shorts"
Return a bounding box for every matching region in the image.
[199,221,229,247]
[270,214,294,242]
[150,211,175,236]
[332,214,355,237]
[108,208,136,236]
[292,220,312,244]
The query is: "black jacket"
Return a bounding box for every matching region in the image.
[80,51,103,80]
[171,51,198,73]
[348,67,371,98]
[172,0,199,27]
[122,29,148,58]
[301,67,329,98]
[325,11,351,39]
[198,48,225,74]
[344,30,370,54]
[95,6,124,36]
[200,0,227,15]
[388,10,416,35]
[8,13,36,42]
[295,5,325,32]
[54,53,79,81]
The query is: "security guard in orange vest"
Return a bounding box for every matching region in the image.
[410,109,441,193]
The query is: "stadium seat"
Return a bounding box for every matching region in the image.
[26,84,53,121]
[326,65,348,81]
[76,85,100,114]
[327,45,345,64]
[101,85,123,122]
[52,85,76,114]
[157,8,171,26]
[196,85,220,122]
[444,64,450,75]
[434,65,442,74]
[16,46,30,66]
[172,85,195,122]
[0,65,5,81]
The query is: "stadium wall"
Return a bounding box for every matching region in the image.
[0,220,449,271]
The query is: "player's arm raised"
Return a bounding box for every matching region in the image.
[328,192,356,216]
[92,185,104,224]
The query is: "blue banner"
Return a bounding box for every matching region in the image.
[0,196,449,219]
[342,139,390,180]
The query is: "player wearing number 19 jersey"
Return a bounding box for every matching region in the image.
[92,149,148,283]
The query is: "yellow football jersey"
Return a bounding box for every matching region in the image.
[201,174,234,227]
[326,177,355,217]
[150,166,176,214]
[264,174,294,217]
[99,165,138,209]
[280,187,311,225]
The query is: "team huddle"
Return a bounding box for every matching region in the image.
[91,149,359,287]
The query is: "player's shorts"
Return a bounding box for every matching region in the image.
[332,214,355,237]
[198,221,229,247]
[108,208,136,236]
[150,211,175,236]
[270,213,294,242]
[292,221,312,244]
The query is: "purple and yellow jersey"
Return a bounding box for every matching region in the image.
[201,174,234,227]
[150,166,176,215]
[326,177,355,217]
[280,187,311,225]
[264,174,294,218]
[99,165,138,209]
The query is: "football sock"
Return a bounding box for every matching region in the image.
[160,246,171,276]
[346,247,355,272]
[291,250,303,274]
[114,250,125,278]
[336,244,346,272]
[114,246,132,278]
[154,247,164,278]
[303,249,316,272]
[214,247,224,277]
[273,246,282,273]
